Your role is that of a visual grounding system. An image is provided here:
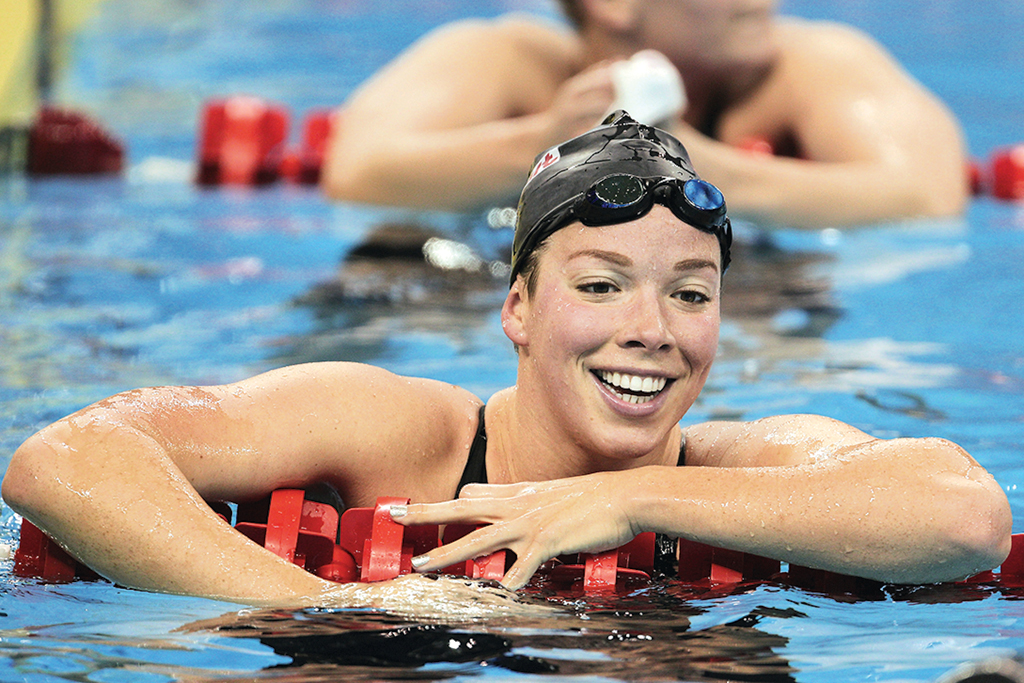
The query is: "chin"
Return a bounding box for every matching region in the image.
[585,418,678,464]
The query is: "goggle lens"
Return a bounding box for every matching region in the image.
[682,178,724,212]
[586,175,646,209]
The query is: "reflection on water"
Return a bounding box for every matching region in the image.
[186,582,799,682]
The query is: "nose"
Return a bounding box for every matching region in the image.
[620,288,674,352]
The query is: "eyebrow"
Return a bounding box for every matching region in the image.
[567,250,720,274]
[673,258,720,274]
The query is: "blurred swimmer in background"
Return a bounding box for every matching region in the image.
[322,0,967,228]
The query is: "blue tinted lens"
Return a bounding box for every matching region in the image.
[588,175,646,209]
[682,178,724,211]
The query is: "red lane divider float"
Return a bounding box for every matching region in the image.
[26,107,124,176]
[195,96,289,186]
[195,95,332,187]
[13,489,1024,597]
[987,145,1024,200]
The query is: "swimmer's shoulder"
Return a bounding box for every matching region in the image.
[776,18,904,75]
[420,14,581,78]
[285,362,484,503]
[263,361,482,441]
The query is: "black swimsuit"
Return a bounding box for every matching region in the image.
[455,405,490,495]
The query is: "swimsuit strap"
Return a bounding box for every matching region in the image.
[653,432,688,575]
[455,404,488,495]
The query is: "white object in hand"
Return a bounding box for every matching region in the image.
[609,50,687,126]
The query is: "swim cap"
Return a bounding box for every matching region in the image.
[510,111,732,285]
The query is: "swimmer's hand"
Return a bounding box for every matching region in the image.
[182,574,555,632]
[391,472,640,590]
[541,63,617,149]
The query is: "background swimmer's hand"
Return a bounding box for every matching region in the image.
[391,471,641,590]
[540,63,617,150]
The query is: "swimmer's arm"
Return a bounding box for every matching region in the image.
[2,408,337,605]
[653,416,1011,583]
[397,415,1010,588]
[321,18,612,211]
[1,362,478,604]
[674,23,967,228]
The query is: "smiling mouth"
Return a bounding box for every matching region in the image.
[595,370,670,405]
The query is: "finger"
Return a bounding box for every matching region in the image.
[501,549,547,591]
[410,523,519,574]
[457,482,535,499]
[390,497,505,527]
[461,478,582,499]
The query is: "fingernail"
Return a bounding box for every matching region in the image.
[389,504,407,519]
[411,555,430,569]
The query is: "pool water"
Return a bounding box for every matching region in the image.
[1,0,1024,681]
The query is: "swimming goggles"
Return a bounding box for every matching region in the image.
[512,173,732,282]
[579,174,728,229]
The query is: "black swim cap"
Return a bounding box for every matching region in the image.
[511,111,732,285]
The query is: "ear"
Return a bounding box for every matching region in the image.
[501,279,530,348]
[580,0,641,32]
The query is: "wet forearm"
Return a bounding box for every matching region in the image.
[627,440,1010,583]
[321,113,551,211]
[3,418,334,606]
[674,130,968,228]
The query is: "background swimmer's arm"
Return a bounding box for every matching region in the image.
[673,22,968,228]
[398,415,1009,588]
[320,18,613,211]
[1,363,480,605]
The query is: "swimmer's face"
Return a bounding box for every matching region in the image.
[503,205,721,458]
[636,0,778,72]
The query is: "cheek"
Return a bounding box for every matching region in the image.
[532,295,612,353]
[680,310,721,369]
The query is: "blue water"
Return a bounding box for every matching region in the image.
[2,0,1024,681]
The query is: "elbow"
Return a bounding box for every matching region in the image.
[931,441,1013,581]
[950,481,1013,577]
[913,177,969,219]
[319,147,368,204]
[2,430,57,521]
[318,116,370,203]
[901,149,971,220]
[319,121,394,207]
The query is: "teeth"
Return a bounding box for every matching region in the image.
[597,371,668,404]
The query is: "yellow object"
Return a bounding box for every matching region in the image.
[0,0,108,128]
[0,0,41,128]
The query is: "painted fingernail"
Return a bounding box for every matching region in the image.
[389,504,407,519]
[411,555,430,569]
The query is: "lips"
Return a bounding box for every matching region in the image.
[595,370,670,405]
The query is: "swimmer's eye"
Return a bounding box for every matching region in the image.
[578,281,619,295]
[675,289,711,305]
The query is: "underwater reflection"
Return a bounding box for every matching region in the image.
[191,584,799,682]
